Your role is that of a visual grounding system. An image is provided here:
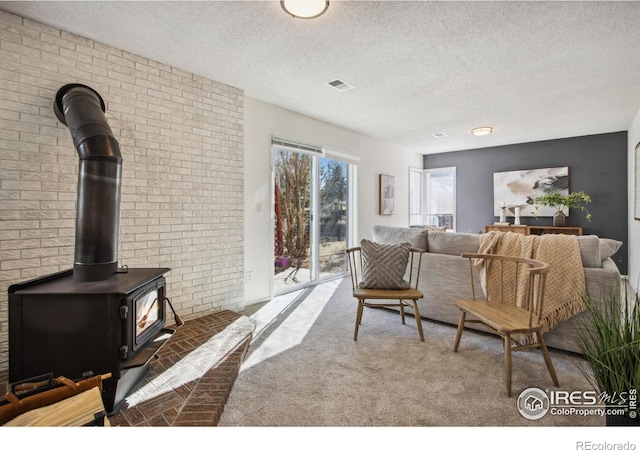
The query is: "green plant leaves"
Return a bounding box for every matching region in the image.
[533,191,592,221]
[577,289,640,395]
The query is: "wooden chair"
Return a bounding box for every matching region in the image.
[452,253,559,397]
[346,246,425,342]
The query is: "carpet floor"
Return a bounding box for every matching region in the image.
[218,277,605,427]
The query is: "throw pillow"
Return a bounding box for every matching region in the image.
[427,231,481,256]
[359,239,411,289]
[371,225,428,250]
[576,235,601,268]
[599,238,623,262]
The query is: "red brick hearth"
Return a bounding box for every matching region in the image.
[1,310,255,427]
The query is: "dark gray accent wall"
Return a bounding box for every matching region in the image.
[423,132,628,274]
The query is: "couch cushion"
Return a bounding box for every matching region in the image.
[577,235,601,268]
[371,225,429,250]
[359,239,410,289]
[427,231,480,255]
[599,238,622,262]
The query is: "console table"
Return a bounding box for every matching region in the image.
[484,225,582,236]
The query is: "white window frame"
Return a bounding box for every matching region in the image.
[423,166,456,232]
[409,166,423,227]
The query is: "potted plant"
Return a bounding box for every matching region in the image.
[577,290,640,426]
[533,190,592,226]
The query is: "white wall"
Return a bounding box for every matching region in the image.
[244,97,423,305]
[628,108,640,292]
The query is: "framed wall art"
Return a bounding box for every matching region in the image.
[493,166,569,217]
[379,174,395,215]
[635,141,640,220]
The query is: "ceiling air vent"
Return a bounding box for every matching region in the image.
[327,79,354,92]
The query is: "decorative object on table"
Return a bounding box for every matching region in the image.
[635,141,640,220]
[499,202,507,222]
[577,290,640,426]
[493,167,568,218]
[379,174,395,215]
[513,206,521,225]
[533,191,592,226]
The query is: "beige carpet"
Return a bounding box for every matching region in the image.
[219,277,604,427]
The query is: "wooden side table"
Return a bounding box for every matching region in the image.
[484,225,527,235]
[527,225,582,236]
[484,225,582,236]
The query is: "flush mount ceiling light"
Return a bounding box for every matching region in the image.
[433,133,448,139]
[281,0,329,19]
[471,126,493,136]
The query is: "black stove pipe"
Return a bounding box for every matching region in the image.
[54,84,122,282]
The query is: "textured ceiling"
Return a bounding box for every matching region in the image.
[2,1,640,154]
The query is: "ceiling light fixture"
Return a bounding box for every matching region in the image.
[471,127,493,136]
[281,0,329,19]
[433,133,448,139]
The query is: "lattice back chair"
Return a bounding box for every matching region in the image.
[452,253,559,397]
[346,245,426,342]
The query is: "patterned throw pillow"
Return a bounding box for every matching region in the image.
[359,239,411,289]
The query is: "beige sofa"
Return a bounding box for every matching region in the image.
[370,225,623,354]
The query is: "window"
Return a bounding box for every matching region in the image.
[424,167,456,231]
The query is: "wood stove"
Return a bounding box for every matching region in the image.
[7,83,178,415]
[8,267,174,414]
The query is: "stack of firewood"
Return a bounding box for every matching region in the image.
[0,373,111,427]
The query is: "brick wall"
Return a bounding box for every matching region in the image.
[0,10,245,371]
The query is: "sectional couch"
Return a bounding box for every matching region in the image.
[370,225,623,354]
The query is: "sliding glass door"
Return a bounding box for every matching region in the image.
[318,158,348,278]
[273,141,351,294]
[273,148,313,288]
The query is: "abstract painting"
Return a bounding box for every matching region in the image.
[493,167,569,217]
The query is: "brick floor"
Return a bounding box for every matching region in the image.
[1,310,255,427]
